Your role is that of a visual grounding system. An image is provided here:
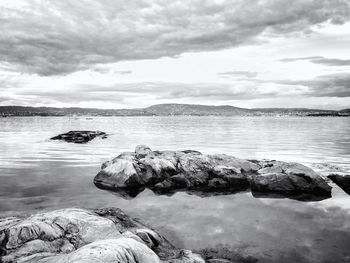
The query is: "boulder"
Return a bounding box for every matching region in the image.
[50,130,107,143]
[0,207,204,263]
[250,161,332,199]
[328,174,350,195]
[94,145,331,200]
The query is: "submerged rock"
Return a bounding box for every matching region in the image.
[50,130,107,143]
[0,207,204,263]
[328,174,350,195]
[94,145,332,200]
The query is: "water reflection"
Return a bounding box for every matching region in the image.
[94,182,332,202]
[0,116,350,262]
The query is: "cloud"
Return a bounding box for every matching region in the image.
[217,71,258,78]
[276,73,350,97]
[114,70,132,75]
[281,56,350,66]
[71,82,293,100]
[1,0,350,75]
[91,66,132,75]
[0,80,303,108]
[1,74,349,109]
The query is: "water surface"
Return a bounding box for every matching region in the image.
[0,116,350,262]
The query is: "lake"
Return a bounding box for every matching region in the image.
[0,116,350,262]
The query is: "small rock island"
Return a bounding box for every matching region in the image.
[94,145,332,200]
[50,131,107,143]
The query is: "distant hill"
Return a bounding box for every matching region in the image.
[0,106,149,117]
[144,104,251,116]
[0,104,349,117]
[251,108,336,113]
[251,107,340,116]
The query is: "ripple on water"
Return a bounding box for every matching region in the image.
[0,116,350,263]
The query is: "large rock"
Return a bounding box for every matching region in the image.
[94,145,331,200]
[328,174,350,195]
[50,130,107,143]
[0,207,204,263]
[250,160,332,200]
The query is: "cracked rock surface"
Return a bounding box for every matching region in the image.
[0,207,204,263]
[94,145,331,200]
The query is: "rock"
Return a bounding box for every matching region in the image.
[166,250,205,263]
[250,172,296,193]
[135,145,153,158]
[135,228,161,249]
[211,166,249,189]
[252,161,331,196]
[197,245,258,263]
[328,174,350,195]
[206,259,234,263]
[0,207,204,263]
[94,145,331,200]
[51,238,161,263]
[50,130,107,143]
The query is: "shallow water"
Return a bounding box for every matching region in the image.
[0,116,350,262]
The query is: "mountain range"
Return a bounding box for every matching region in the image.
[0,104,349,117]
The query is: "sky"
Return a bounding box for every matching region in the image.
[0,0,350,109]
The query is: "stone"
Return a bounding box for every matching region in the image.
[211,166,249,189]
[51,238,161,263]
[50,130,107,143]
[328,174,350,195]
[250,161,332,200]
[0,208,204,263]
[94,145,331,200]
[135,145,153,158]
[208,178,229,189]
[250,172,296,193]
[206,259,234,263]
[94,146,256,196]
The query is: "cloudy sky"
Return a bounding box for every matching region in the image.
[1,0,350,109]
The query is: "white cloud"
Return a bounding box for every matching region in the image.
[0,0,350,109]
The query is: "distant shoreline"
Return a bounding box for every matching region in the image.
[2,114,350,118]
[1,103,349,117]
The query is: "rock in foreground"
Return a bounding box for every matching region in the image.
[328,174,350,195]
[0,207,204,263]
[94,145,331,200]
[50,130,107,143]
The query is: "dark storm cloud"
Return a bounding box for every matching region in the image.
[277,73,350,97]
[1,0,350,75]
[281,56,350,66]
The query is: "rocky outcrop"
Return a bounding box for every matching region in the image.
[328,174,350,195]
[94,145,332,200]
[50,130,107,143]
[0,207,204,263]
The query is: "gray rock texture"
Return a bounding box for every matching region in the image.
[50,130,107,143]
[328,174,350,195]
[0,207,204,263]
[94,145,331,200]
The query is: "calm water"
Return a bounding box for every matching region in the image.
[0,116,350,262]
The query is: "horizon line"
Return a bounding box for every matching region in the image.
[0,103,348,111]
